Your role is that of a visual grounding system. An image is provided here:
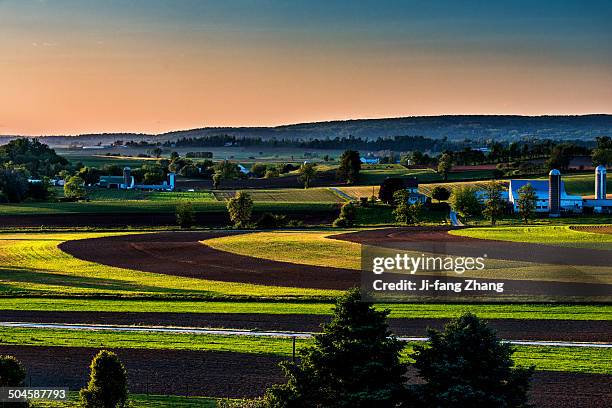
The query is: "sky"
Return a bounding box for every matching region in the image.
[1,0,611,135]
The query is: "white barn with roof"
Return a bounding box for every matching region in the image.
[508,179,583,214]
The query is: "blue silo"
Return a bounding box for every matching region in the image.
[548,169,561,217]
[595,165,607,200]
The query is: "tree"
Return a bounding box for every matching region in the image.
[437,153,453,181]
[392,190,413,225]
[64,175,86,200]
[333,202,357,227]
[449,185,482,222]
[251,163,268,178]
[264,168,280,178]
[212,172,222,189]
[482,182,506,226]
[516,183,537,225]
[337,150,361,184]
[227,191,253,228]
[378,178,405,205]
[411,313,534,408]
[431,186,451,203]
[298,163,318,188]
[264,289,407,408]
[80,350,128,408]
[592,136,612,167]
[0,355,28,407]
[0,164,29,203]
[546,144,572,171]
[148,147,162,158]
[176,201,195,229]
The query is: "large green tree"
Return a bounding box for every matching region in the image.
[227,191,253,228]
[437,153,453,181]
[337,150,361,184]
[449,185,482,222]
[516,183,537,225]
[264,289,408,408]
[411,313,534,408]
[64,175,87,200]
[482,181,506,226]
[298,162,318,188]
[0,138,69,177]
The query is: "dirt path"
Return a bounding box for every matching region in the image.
[571,225,612,235]
[1,310,611,342]
[2,345,610,407]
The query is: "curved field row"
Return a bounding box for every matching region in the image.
[0,232,334,299]
[571,225,612,235]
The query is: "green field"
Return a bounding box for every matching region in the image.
[204,231,360,269]
[1,327,609,374]
[358,165,496,185]
[450,225,612,250]
[0,232,334,299]
[87,189,216,201]
[213,187,346,203]
[1,298,611,320]
[537,173,612,197]
[0,201,338,215]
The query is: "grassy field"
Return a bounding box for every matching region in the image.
[204,231,361,270]
[0,232,334,299]
[2,327,609,374]
[1,298,611,320]
[203,229,612,285]
[0,201,338,215]
[87,189,216,201]
[212,187,346,203]
[450,225,612,250]
[358,165,496,185]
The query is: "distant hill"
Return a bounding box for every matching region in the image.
[2,115,611,146]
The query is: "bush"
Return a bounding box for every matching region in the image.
[332,217,348,227]
[255,213,287,229]
[176,201,195,229]
[0,355,28,407]
[430,186,451,202]
[80,350,128,408]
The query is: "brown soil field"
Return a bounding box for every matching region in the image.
[1,310,611,342]
[60,230,612,297]
[571,225,612,235]
[333,227,611,267]
[2,345,610,407]
[59,231,360,290]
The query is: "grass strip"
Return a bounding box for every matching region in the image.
[1,327,610,374]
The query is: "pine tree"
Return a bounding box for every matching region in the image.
[264,289,408,408]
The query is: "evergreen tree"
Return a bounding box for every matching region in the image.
[264,289,408,408]
[80,350,128,408]
[411,313,534,408]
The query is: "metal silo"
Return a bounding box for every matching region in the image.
[123,167,131,187]
[548,169,561,217]
[595,165,607,200]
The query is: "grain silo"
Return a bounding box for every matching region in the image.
[123,167,131,187]
[595,165,607,200]
[548,169,561,217]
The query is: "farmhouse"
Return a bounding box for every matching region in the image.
[405,178,427,204]
[508,179,582,214]
[99,167,176,191]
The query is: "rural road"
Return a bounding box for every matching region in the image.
[3,322,611,348]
